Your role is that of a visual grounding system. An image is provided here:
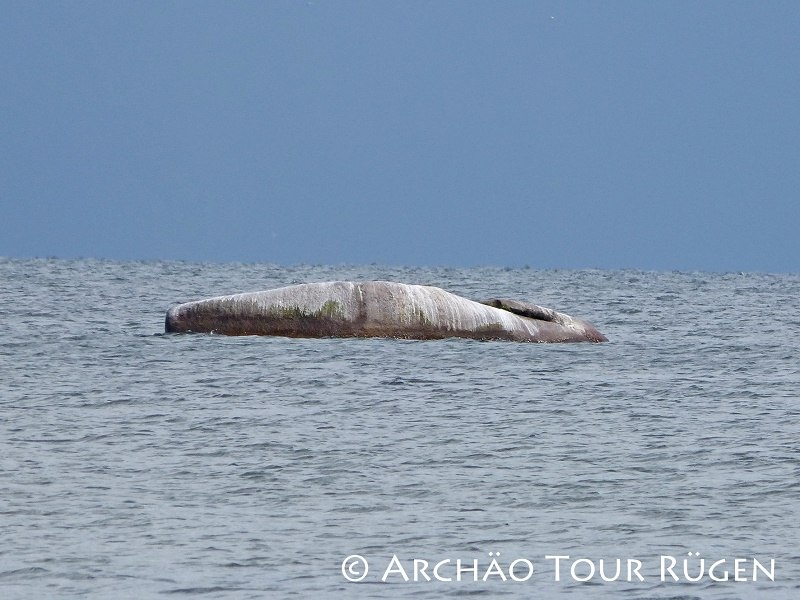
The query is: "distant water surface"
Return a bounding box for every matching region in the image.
[1,258,798,599]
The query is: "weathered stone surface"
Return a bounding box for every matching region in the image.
[165,281,607,343]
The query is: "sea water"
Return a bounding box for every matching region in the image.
[1,258,798,599]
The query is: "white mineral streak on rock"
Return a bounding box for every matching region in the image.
[371,282,526,333]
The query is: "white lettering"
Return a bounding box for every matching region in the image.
[382,555,409,582]
[457,559,479,582]
[482,557,507,581]
[546,555,569,581]
[708,558,728,582]
[628,559,644,582]
[753,558,775,582]
[570,558,595,582]
[683,553,705,582]
[661,555,678,581]
[508,558,534,582]
[413,559,430,582]
[734,558,747,582]
[433,559,451,582]
[599,558,621,582]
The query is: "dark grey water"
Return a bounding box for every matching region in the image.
[1,258,799,599]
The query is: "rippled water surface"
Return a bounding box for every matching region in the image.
[1,258,799,599]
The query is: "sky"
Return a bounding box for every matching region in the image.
[2,1,799,272]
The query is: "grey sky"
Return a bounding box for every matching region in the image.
[2,1,798,272]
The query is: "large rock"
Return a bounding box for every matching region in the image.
[165,281,607,343]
